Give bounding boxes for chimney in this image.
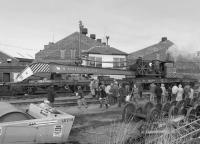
[102,42,106,45]
[161,37,167,42]
[90,34,96,39]
[81,28,88,35]
[97,39,102,43]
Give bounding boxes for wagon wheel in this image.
[143,102,154,114]
[122,103,136,122]
[186,107,197,122]
[26,87,36,95]
[168,106,179,117]
[155,103,162,111]
[178,106,187,116]
[147,108,161,122]
[136,61,149,76]
[162,102,171,117]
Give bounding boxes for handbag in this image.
[125,94,131,102]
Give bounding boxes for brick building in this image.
[35,30,129,80]
[129,37,200,80]
[35,32,105,64]
[128,37,174,62]
[0,50,33,82]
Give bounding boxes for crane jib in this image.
[15,62,135,82]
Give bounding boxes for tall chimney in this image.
[161,37,167,42]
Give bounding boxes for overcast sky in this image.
[0,0,200,58]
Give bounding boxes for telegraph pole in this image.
[77,21,84,65]
[79,21,84,58]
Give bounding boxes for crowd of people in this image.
[149,82,195,104]
[88,79,143,109]
[45,80,197,111]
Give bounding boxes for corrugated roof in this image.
[0,44,35,59]
[84,45,128,55]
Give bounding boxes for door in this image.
[3,73,10,82]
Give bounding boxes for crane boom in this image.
[16,62,135,82]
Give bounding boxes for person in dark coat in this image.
[118,83,126,107]
[99,84,108,109]
[138,84,143,98]
[167,85,172,101]
[47,85,56,107]
[110,82,119,104]
[155,84,162,104]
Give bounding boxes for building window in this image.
[113,58,125,68]
[96,57,102,67]
[60,49,66,59]
[88,56,102,67]
[120,58,125,67]
[88,56,95,66]
[70,49,76,59]
[113,58,119,68]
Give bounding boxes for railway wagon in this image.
[4,61,133,96]
[0,102,74,144]
[1,57,199,96]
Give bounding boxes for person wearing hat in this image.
[47,85,56,107]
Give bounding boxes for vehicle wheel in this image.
[122,103,136,122]
[147,108,161,122]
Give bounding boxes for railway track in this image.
[5,95,98,107]
[0,91,90,100]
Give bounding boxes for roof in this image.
[0,44,35,59]
[129,39,174,59]
[35,32,104,59]
[0,102,23,118]
[83,45,128,55]
[16,58,34,63]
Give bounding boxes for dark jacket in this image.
[110,85,119,97]
[119,87,126,97]
[48,87,56,103]
[155,86,162,97]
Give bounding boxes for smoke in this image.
[166,44,200,62]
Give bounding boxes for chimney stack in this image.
[161,37,167,42]
[97,39,102,43]
[81,28,88,35]
[90,34,96,39]
[102,42,106,45]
